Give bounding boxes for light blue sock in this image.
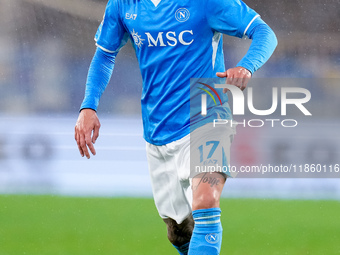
[173,242,190,255]
[188,208,222,255]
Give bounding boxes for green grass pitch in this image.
[0,195,339,255]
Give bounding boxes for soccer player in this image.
[75,0,277,254]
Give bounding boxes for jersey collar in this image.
[149,0,161,7]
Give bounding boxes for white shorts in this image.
[146,123,236,224]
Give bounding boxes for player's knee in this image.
[163,215,194,247]
[192,192,220,210]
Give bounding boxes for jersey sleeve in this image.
[95,0,128,53]
[236,18,278,74]
[205,0,260,38]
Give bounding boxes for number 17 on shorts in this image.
[190,123,237,178]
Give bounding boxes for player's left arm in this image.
[217,18,278,92]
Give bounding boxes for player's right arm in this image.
[75,0,128,158]
[75,108,100,159]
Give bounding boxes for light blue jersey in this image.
[84,0,275,145]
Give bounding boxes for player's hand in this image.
[75,109,101,159]
[216,67,251,93]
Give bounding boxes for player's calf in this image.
[188,208,223,255]
[192,172,226,210]
[189,173,226,255]
[164,215,194,255]
[163,215,194,246]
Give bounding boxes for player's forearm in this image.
[237,20,278,74]
[80,47,117,111]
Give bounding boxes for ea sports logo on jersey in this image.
[175,8,190,22]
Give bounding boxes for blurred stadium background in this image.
[0,0,340,254]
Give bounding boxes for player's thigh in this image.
[146,138,192,224]
[190,123,235,209]
[190,122,235,177]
